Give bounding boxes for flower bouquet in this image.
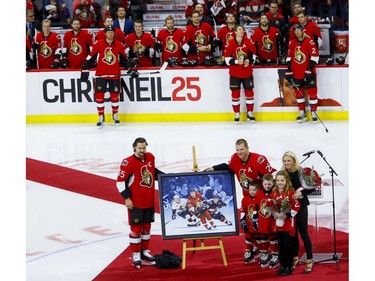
[301,166,323,190]
[265,197,292,227]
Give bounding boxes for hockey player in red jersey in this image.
[182,10,216,65]
[61,18,94,69]
[215,12,237,59]
[240,181,260,264]
[269,170,300,276]
[80,25,127,127]
[95,16,126,44]
[285,24,320,123]
[33,19,62,69]
[155,16,184,66]
[205,138,276,196]
[251,13,282,65]
[187,188,216,230]
[116,137,164,268]
[289,10,322,50]
[125,20,156,67]
[257,174,279,269]
[224,24,258,122]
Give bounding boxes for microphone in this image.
[302,150,315,157]
[316,150,323,157]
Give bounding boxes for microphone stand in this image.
[315,151,341,270]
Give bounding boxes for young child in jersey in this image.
[257,174,280,269]
[240,181,260,264]
[269,170,300,276]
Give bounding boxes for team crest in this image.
[195,31,206,46]
[70,38,82,55]
[165,36,178,53]
[257,156,265,164]
[239,169,252,191]
[121,159,129,166]
[40,42,52,58]
[236,47,246,61]
[103,47,116,65]
[262,35,273,52]
[140,165,153,187]
[294,46,306,64]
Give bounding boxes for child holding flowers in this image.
[267,170,300,276]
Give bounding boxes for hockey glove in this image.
[60,58,69,68]
[154,41,162,52]
[50,59,60,69]
[304,70,314,85]
[285,71,294,83]
[251,212,259,230]
[240,214,249,233]
[127,68,139,79]
[172,213,177,220]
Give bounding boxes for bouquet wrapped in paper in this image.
[265,197,292,227]
[300,166,323,190]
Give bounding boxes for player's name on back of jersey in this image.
[146,4,187,11]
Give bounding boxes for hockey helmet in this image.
[105,25,115,32]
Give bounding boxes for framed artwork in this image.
[158,171,239,240]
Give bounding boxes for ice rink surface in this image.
[24,120,348,280]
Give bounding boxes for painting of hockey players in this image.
[158,171,239,239]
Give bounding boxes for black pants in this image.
[277,231,294,269]
[292,206,313,259]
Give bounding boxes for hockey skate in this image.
[225,220,232,225]
[259,252,272,268]
[141,249,156,262]
[97,115,105,127]
[234,112,240,123]
[296,112,307,123]
[132,252,142,269]
[187,221,201,227]
[268,254,280,269]
[244,250,255,264]
[113,113,120,125]
[247,112,256,123]
[311,111,318,123]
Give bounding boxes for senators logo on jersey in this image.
[165,36,178,53]
[70,38,82,55]
[103,47,116,65]
[40,42,52,58]
[195,31,206,46]
[140,166,153,187]
[225,33,234,47]
[262,35,274,52]
[259,199,271,218]
[239,170,253,191]
[294,46,306,64]
[236,48,246,61]
[247,205,255,219]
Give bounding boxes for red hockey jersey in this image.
[157,28,184,64]
[224,37,257,79]
[251,26,280,60]
[116,152,156,209]
[228,152,276,196]
[63,29,94,69]
[35,31,61,69]
[125,32,155,67]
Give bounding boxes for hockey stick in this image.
[290,79,329,133]
[92,61,168,79]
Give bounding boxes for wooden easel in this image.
[180,147,227,269]
[182,236,228,269]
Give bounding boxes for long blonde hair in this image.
[280,151,301,172]
[274,170,294,193]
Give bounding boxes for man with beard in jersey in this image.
[288,10,322,49]
[125,20,156,67]
[251,13,282,65]
[61,18,94,69]
[285,24,319,123]
[215,12,237,60]
[223,24,258,122]
[81,25,127,127]
[116,137,165,267]
[204,138,276,197]
[182,10,216,65]
[155,16,184,66]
